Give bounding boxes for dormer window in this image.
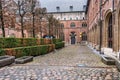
[83,5,86,11]
[56,6,60,12]
[70,6,73,11]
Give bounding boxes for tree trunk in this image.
[21,16,24,38]
[48,23,50,38]
[40,18,42,38]
[32,13,35,38]
[0,0,5,37]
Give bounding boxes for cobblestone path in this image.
[0,45,120,80]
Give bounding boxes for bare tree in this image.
[17,0,30,38]
[29,0,38,38]
[0,0,5,37]
[35,7,46,38]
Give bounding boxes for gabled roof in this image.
[40,0,87,12]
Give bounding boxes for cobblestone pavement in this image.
[0,44,120,80]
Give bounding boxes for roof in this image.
[85,0,90,14]
[40,0,87,12]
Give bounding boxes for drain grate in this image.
[77,64,87,67]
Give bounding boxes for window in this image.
[61,23,64,28]
[83,17,85,20]
[64,18,66,20]
[82,22,87,27]
[108,15,112,48]
[70,18,72,20]
[76,17,78,20]
[70,22,75,27]
[82,32,87,41]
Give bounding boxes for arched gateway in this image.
[70,32,76,44]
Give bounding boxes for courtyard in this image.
[0,45,119,80]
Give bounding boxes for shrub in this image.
[0,38,19,48]
[48,44,55,52]
[2,44,54,58]
[0,38,53,48]
[55,42,65,49]
[0,38,4,48]
[40,38,44,45]
[0,49,5,56]
[22,38,37,46]
[52,39,62,44]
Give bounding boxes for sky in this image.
[39,0,88,12]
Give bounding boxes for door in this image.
[70,32,76,44]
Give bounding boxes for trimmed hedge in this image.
[52,39,62,44]
[0,38,64,58]
[55,42,65,49]
[0,38,52,48]
[0,49,6,56]
[3,44,55,58]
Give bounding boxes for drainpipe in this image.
[99,0,103,54]
[112,0,114,12]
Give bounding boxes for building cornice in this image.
[47,11,85,14]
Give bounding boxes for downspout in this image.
[99,0,102,54]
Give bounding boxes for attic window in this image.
[56,6,60,12]
[70,6,73,11]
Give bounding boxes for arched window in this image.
[82,22,87,27]
[70,18,72,20]
[76,17,78,20]
[82,32,87,41]
[70,22,76,27]
[108,15,112,48]
[61,23,64,28]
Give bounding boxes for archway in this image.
[105,12,112,48]
[108,15,112,48]
[82,32,87,41]
[70,32,76,44]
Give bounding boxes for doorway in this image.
[70,32,76,44]
[108,15,112,48]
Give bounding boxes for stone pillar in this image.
[113,11,119,52]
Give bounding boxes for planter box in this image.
[115,60,120,71]
[15,56,33,64]
[0,55,15,67]
[101,55,115,65]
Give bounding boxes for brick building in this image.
[86,0,120,59]
[41,0,88,44]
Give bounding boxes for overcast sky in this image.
[39,0,87,12]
